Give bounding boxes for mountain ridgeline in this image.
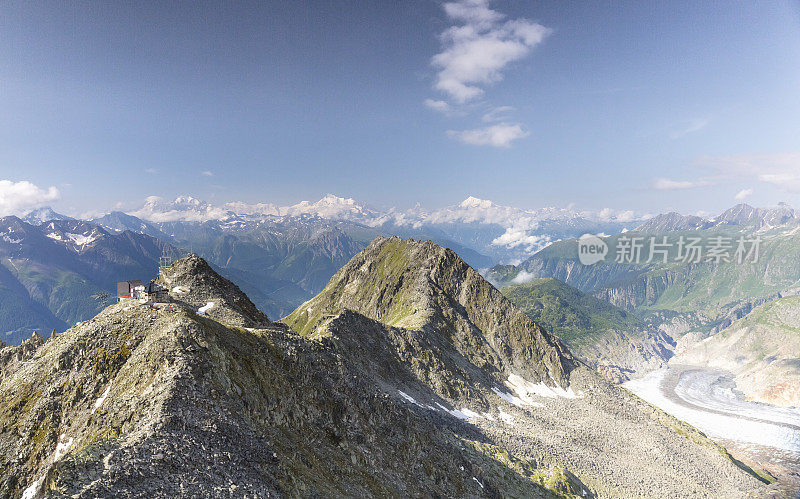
[0,239,772,497]
[286,236,576,387]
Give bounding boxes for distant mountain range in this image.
[485,201,800,391]
[635,202,797,233]
[3,198,798,351]
[0,216,173,345]
[119,193,636,263]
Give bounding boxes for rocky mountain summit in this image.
[155,254,272,329]
[0,244,774,497]
[286,236,576,387]
[286,237,772,496]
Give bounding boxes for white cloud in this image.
[482,105,515,122]
[491,225,551,251]
[510,270,537,284]
[443,0,503,25]
[759,173,800,190]
[432,0,551,103]
[144,168,157,174]
[0,180,60,217]
[615,210,636,223]
[734,188,754,200]
[695,153,800,193]
[597,207,645,223]
[424,99,451,113]
[670,118,709,139]
[201,170,213,177]
[222,201,280,216]
[597,208,614,221]
[652,178,710,190]
[447,123,529,147]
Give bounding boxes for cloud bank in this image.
[432,0,550,103]
[0,180,60,217]
[428,0,549,148]
[447,123,529,147]
[696,153,800,193]
[652,178,710,190]
[648,153,800,198]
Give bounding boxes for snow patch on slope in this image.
[505,374,581,402]
[92,383,112,414]
[66,233,98,246]
[197,301,215,315]
[21,477,43,499]
[53,433,74,462]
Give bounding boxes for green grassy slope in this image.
[501,278,643,347]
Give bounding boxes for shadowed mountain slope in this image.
[285,236,576,387]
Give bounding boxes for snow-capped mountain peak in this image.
[280,194,376,219]
[21,206,72,226]
[130,196,233,222]
[458,196,496,210]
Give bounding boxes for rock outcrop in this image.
[0,331,44,379]
[155,254,272,328]
[285,236,576,388]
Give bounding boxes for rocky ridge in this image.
[155,254,272,329]
[0,244,774,497]
[285,237,772,496]
[285,237,576,388]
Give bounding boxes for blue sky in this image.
[2,0,800,217]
